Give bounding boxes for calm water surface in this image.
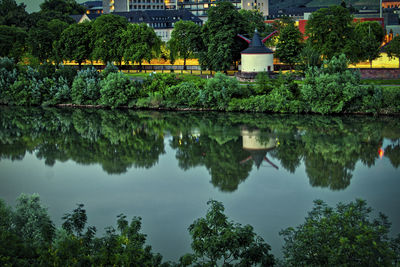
[1,106,399,261]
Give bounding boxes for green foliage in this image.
[101,62,119,79]
[306,5,355,61]
[0,25,27,61]
[100,72,137,109]
[280,199,397,266]
[354,21,384,67]
[71,67,101,105]
[386,35,400,68]
[28,18,69,63]
[239,9,267,36]
[297,42,322,73]
[188,200,274,266]
[54,65,77,88]
[0,57,18,102]
[382,86,400,113]
[14,193,55,248]
[168,20,202,69]
[164,81,202,108]
[0,0,29,27]
[199,1,246,71]
[275,20,304,68]
[121,23,160,68]
[143,73,181,96]
[58,22,92,67]
[91,14,128,65]
[40,0,86,15]
[202,72,244,109]
[301,54,362,114]
[254,72,274,95]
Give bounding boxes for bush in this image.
[266,85,303,113]
[382,87,400,113]
[254,72,274,95]
[201,72,244,109]
[100,72,137,109]
[55,65,77,88]
[280,199,398,266]
[101,62,119,79]
[357,85,383,114]
[164,81,201,108]
[0,58,18,103]
[143,73,181,96]
[301,55,362,114]
[71,67,101,105]
[228,95,270,112]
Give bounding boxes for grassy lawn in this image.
[361,79,400,85]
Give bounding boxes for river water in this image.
[0,106,399,261]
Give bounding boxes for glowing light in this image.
[379,148,384,159]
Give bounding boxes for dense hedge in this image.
[1,56,400,114]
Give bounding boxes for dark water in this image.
[1,106,399,261]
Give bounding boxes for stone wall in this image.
[359,68,400,79]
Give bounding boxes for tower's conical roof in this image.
[241,32,273,54]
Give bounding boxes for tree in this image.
[168,20,202,70]
[297,42,322,73]
[186,200,275,266]
[239,9,267,36]
[301,54,362,114]
[0,0,29,27]
[121,23,161,70]
[386,35,400,68]
[91,14,128,65]
[354,21,384,68]
[58,22,92,68]
[0,25,27,61]
[199,1,246,71]
[275,20,304,70]
[40,0,86,15]
[280,199,398,266]
[306,5,355,61]
[28,19,69,63]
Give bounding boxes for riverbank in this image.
[1,56,400,115]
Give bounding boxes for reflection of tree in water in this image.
[171,134,252,192]
[386,142,400,168]
[1,107,400,189]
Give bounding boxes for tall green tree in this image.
[58,22,92,68]
[239,9,267,35]
[0,25,27,61]
[40,0,86,15]
[168,20,202,70]
[91,14,128,65]
[386,35,400,68]
[186,200,275,266]
[280,199,398,266]
[275,20,304,70]
[121,23,161,70]
[199,1,246,71]
[354,21,384,68]
[0,0,29,27]
[306,5,355,61]
[28,19,69,63]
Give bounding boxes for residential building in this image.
[103,0,165,13]
[71,9,202,42]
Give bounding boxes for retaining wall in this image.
[359,68,400,79]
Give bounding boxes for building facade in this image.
[103,0,165,13]
[241,0,268,17]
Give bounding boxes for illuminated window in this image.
[203,3,208,8]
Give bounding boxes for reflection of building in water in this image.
[240,128,278,169]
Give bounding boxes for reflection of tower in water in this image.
[240,128,279,169]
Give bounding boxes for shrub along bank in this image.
[1,55,400,114]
